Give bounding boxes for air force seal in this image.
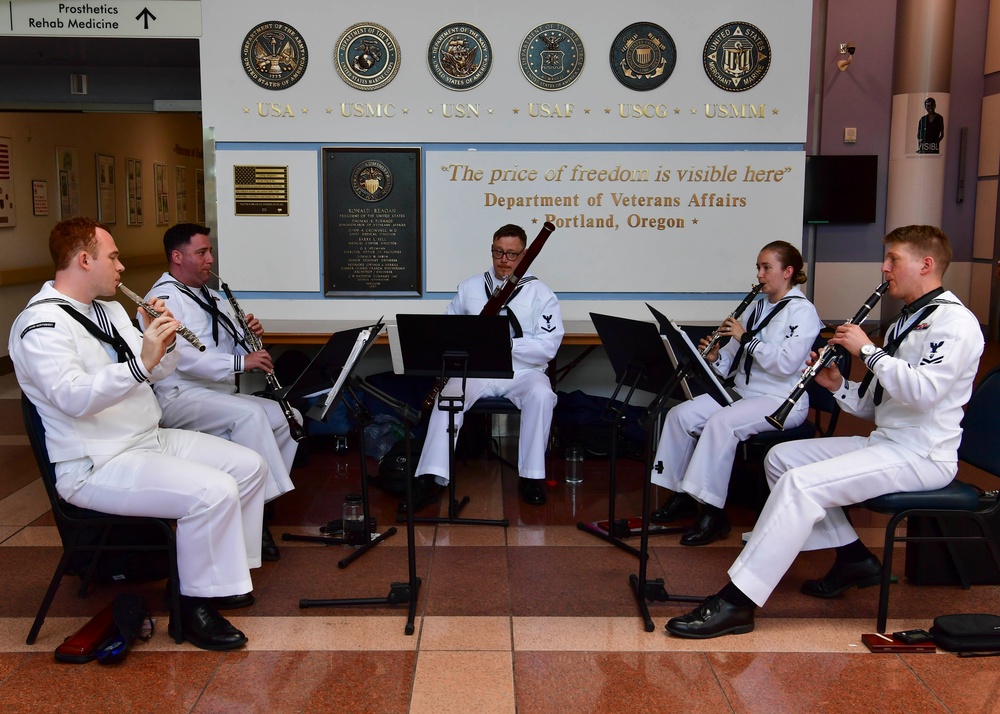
[335,22,401,91]
[351,160,393,203]
[241,21,308,90]
[520,22,585,91]
[610,22,676,91]
[428,23,493,91]
[703,22,771,92]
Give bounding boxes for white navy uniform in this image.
[416,270,564,483]
[651,287,823,509]
[730,291,984,606]
[10,282,267,598]
[146,273,298,501]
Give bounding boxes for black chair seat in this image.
[467,396,520,414]
[865,480,982,513]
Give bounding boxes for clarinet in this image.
[699,283,763,357]
[212,273,306,443]
[421,221,556,412]
[118,284,206,352]
[765,280,889,430]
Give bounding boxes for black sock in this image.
[834,539,873,564]
[702,502,726,517]
[718,582,755,609]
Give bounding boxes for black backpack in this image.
[930,614,1000,656]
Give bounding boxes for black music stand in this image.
[280,322,422,635]
[627,304,726,631]
[394,313,514,528]
[578,313,687,558]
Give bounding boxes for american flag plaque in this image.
[234,165,289,215]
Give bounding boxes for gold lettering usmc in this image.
[341,103,396,117]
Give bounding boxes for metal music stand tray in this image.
[280,321,422,635]
[578,313,690,558]
[394,313,514,528]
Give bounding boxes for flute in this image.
[118,283,207,352]
[699,283,763,357]
[765,280,889,430]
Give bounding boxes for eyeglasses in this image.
[491,248,523,261]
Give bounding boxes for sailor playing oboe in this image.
[650,241,823,545]
[666,225,984,640]
[144,223,300,562]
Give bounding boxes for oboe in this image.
[699,283,764,357]
[765,280,889,430]
[118,283,206,352]
[212,272,306,443]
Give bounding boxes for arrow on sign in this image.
[136,8,158,29]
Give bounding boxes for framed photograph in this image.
[96,153,116,224]
[0,136,16,227]
[55,147,81,218]
[175,165,187,222]
[31,180,49,217]
[126,158,143,226]
[154,162,168,226]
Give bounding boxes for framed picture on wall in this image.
[96,153,116,224]
[55,146,81,219]
[175,165,187,222]
[195,168,205,223]
[31,180,49,217]
[126,158,143,226]
[154,162,168,226]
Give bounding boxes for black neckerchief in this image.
[858,287,946,405]
[484,273,535,338]
[56,302,134,363]
[728,296,801,384]
[153,279,244,349]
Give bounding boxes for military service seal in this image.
[428,23,493,91]
[519,22,585,91]
[703,21,771,92]
[241,21,308,90]
[610,22,676,91]
[351,160,393,202]
[335,22,401,91]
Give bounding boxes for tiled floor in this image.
[1,346,998,713]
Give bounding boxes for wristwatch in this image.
[860,343,878,359]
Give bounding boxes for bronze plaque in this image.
[323,147,421,296]
[234,165,289,215]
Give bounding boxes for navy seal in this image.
[428,23,493,91]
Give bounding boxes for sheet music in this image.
[313,325,381,417]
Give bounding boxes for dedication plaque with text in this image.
[323,147,421,296]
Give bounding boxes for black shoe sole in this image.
[665,621,754,639]
[167,625,248,651]
[800,574,881,599]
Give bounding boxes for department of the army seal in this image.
[427,23,493,91]
[519,22,585,91]
[335,22,401,91]
[241,21,308,90]
[610,22,676,91]
[703,21,771,92]
[351,160,393,202]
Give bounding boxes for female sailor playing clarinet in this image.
[650,241,823,545]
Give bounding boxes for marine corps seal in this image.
[703,21,771,92]
[335,22,401,91]
[241,21,308,90]
[351,160,393,202]
[610,22,676,91]
[428,23,493,91]
[520,22,585,91]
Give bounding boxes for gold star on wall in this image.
[692,218,699,224]
[427,108,434,114]
[243,107,249,113]
[531,217,538,223]
[690,108,697,114]
[326,108,332,114]
[674,108,680,114]
[772,108,779,115]
[513,107,520,114]
[488,108,494,114]
[302,108,308,114]
[584,108,591,114]
[403,108,409,114]
[604,108,611,114]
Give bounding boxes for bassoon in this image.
[421,221,556,412]
[765,280,889,430]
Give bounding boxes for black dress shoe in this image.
[169,599,248,651]
[210,592,255,610]
[397,475,443,514]
[800,555,882,599]
[651,492,698,523]
[679,509,731,546]
[262,525,280,562]
[518,478,547,505]
[665,595,755,639]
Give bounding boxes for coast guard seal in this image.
[428,23,493,91]
[241,21,308,90]
[351,160,393,203]
[335,22,401,91]
[520,22,585,91]
[703,21,771,92]
[610,22,676,91]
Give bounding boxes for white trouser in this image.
[63,429,268,598]
[416,370,556,483]
[650,393,807,509]
[158,386,297,501]
[729,434,957,607]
